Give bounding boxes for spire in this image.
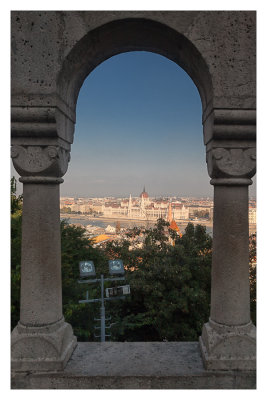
[143,185,146,193]
[128,194,132,217]
[167,201,172,223]
[141,194,145,208]
[167,201,182,237]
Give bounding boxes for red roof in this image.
[169,220,182,236]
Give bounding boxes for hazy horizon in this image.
[59,193,214,199]
[59,192,256,200]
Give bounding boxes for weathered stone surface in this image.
[11,178,77,371]
[203,109,256,145]
[11,11,256,144]
[11,11,256,377]
[11,342,256,389]
[199,176,256,369]
[11,319,77,371]
[210,185,251,326]
[11,11,255,109]
[206,147,256,182]
[200,320,256,370]
[11,144,70,179]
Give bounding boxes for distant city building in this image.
[105,225,116,233]
[101,187,190,221]
[249,207,257,224]
[210,207,214,221]
[69,204,91,213]
[59,192,256,239]
[140,186,149,199]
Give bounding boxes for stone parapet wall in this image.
[11,342,256,389]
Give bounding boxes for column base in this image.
[11,317,77,372]
[199,319,256,370]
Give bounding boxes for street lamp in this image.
[108,259,124,276]
[78,260,130,342]
[79,261,96,277]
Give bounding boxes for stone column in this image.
[200,147,256,370]
[11,145,77,371]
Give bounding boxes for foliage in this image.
[10,180,257,341]
[103,220,212,341]
[11,178,23,329]
[249,233,256,325]
[193,210,210,219]
[11,177,23,215]
[60,220,109,340]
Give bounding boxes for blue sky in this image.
[63,51,210,198]
[12,50,256,198]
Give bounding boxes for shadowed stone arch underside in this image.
[57,18,213,115]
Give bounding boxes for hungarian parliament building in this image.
[102,187,189,221]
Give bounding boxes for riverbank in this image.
[60,213,212,225]
[60,214,256,237]
[60,213,213,234]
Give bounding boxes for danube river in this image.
[60,214,257,238]
[60,214,214,236]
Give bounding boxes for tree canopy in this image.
[11,178,256,341]
[102,220,212,341]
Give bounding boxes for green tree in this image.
[11,177,22,215]
[60,220,110,340]
[11,193,255,342]
[11,214,108,338]
[11,178,23,329]
[103,221,212,342]
[249,233,256,325]
[10,176,108,337]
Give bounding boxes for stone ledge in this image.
[11,342,256,389]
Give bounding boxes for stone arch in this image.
[57,18,213,117]
[11,12,256,379]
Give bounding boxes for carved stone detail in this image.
[11,145,70,179]
[12,318,77,371]
[206,147,256,182]
[200,319,256,370]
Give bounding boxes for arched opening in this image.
[54,18,255,371]
[61,50,212,342]
[57,18,213,117]
[63,51,209,197]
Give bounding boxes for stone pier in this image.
[200,145,256,370]
[11,146,77,371]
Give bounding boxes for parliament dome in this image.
[140,186,149,198]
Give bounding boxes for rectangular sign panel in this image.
[106,285,130,298]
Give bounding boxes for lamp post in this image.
[78,260,130,342]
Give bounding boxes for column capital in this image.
[206,146,256,185]
[11,144,70,183]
